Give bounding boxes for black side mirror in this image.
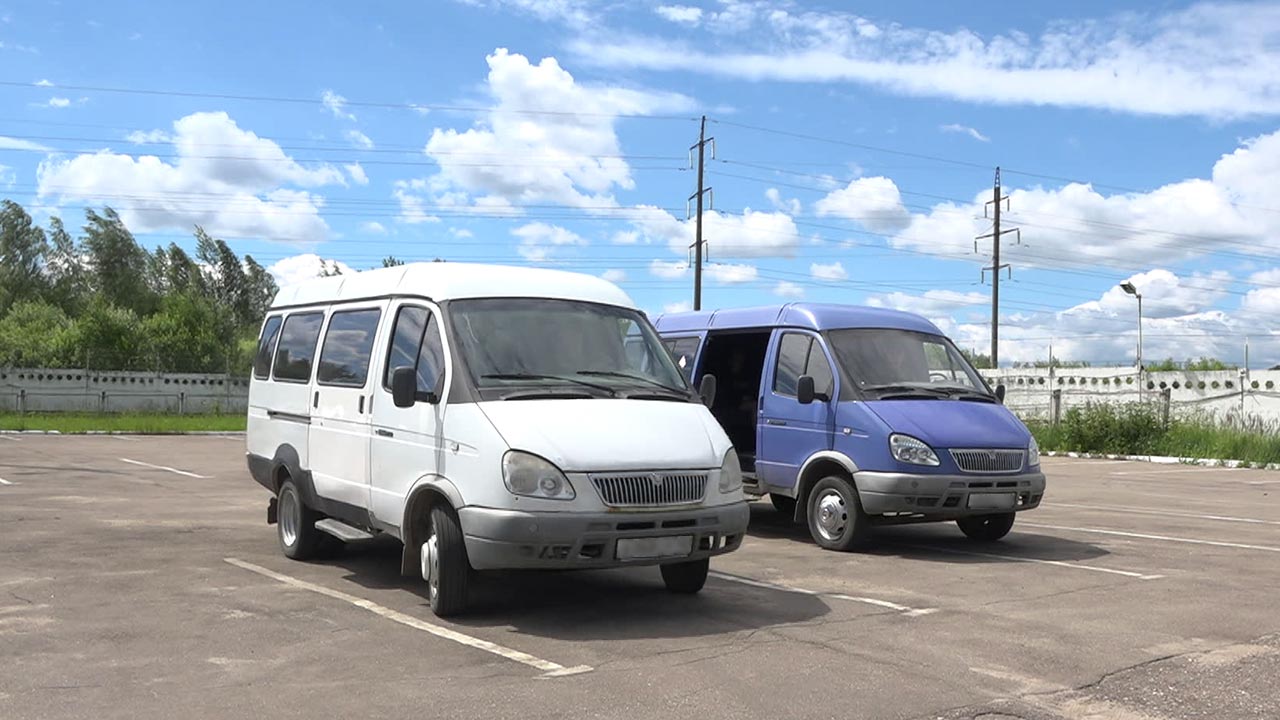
[391,367,417,408]
[796,375,816,405]
[698,374,717,408]
[995,384,1006,403]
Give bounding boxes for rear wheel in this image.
[769,494,796,517]
[806,476,870,551]
[661,558,709,594]
[277,480,322,560]
[423,505,472,617]
[957,512,1016,541]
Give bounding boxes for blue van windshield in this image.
[827,328,991,400]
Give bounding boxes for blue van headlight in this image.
[502,451,576,500]
[1028,436,1040,467]
[889,434,940,467]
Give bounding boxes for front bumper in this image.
[458,502,750,571]
[855,469,1046,518]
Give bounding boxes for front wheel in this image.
[957,512,1016,541]
[423,505,472,617]
[806,476,870,551]
[661,558,709,594]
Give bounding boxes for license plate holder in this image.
[616,535,694,561]
[967,493,1017,510]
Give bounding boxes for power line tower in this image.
[688,115,715,310]
[975,167,1020,367]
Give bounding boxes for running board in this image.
[314,518,375,542]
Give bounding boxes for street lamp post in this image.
[1120,282,1143,395]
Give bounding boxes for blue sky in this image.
[3,0,1280,365]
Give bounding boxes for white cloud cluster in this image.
[322,90,356,121]
[268,253,354,289]
[37,111,344,241]
[511,221,587,261]
[571,1,1280,118]
[810,261,848,281]
[940,124,989,142]
[654,5,703,25]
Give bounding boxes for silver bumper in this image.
[855,470,1046,517]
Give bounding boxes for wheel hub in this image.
[279,489,299,547]
[421,535,438,599]
[815,491,847,541]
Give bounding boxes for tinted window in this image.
[273,312,324,382]
[416,316,445,394]
[807,343,835,400]
[663,337,701,381]
[774,333,835,400]
[384,306,428,388]
[253,316,283,379]
[317,309,381,387]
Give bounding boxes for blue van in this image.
[653,303,1046,551]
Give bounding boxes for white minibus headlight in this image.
[719,449,743,493]
[502,451,575,500]
[889,434,940,467]
[1028,436,1040,467]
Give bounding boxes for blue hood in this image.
[861,400,1030,449]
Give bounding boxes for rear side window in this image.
[773,333,834,400]
[253,316,283,379]
[663,337,701,381]
[273,312,324,383]
[317,309,382,387]
[383,306,445,395]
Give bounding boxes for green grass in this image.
[0,412,246,434]
[1028,403,1280,466]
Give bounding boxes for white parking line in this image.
[890,542,1164,580]
[0,476,13,485]
[0,435,20,442]
[1111,468,1231,475]
[1021,522,1280,554]
[1049,502,1280,527]
[709,571,937,616]
[119,457,209,479]
[224,558,592,678]
[109,435,139,442]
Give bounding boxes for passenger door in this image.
[308,303,385,510]
[756,331,837,494]
[368,302,449,529]
[268,310,326,478]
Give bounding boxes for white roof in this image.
[269,262,636,310]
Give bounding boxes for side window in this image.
[806,342,835,400]
[273,312,324,383]
[664,337,701,382]
[415,316,445,394]
[253,316,283,379]
[773,333,809,396]
[316,309,382,387]
[382,305,445,396]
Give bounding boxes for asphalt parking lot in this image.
[2,435,1278,720]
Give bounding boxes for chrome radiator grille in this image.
[590,472,708,507]
[950,449,1025,474]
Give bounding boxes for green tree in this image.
[83,207,156,316]
[318,259,343,277]
[961,349,993,369]
[382,255,405,267]
[0,200,50,314]
[44,217,90,314]
[0,301,75,367]
[67,303,148,370]
[242,255,277,322]
[142,292,229,373]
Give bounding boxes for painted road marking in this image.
[1022,523,1280,554]
[109,435,140,442]
[1111,467,1236,475]
[1050,502,1280,527]
[709,570,937,616]
[890,542,1164,580]
[0,476,13,485]
[224,558,592,678]
[119,457,209,479]
[0,435,20,442]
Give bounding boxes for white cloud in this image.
[650,259,689,279]
[570,2,1280,118]
[36,111,344,241]
[0,136,51,152]
[344,163,369,185]
[765,187,801,214]
[360,220,387,234]
[0,164,14,189]
[940,123,990,142]
[813,176,911,234]
[601,268,627,282]
[393,183,440,224]
[707,263,758,284]
[345,129,374,149]
[34,79,53,87]
[663,300,693,314]
[627,204,800,259]
[511,221,586,261]
[321,90,356,121]
[456,0,593,26]
[1075,269,1232,319]
[45,97,71,108]
[655,5,702,25]
[449,227,474,238]
[810,261,848,281]
[125,129,172,144]
[399,49,693,214]
[773,280,804,298]
[268,254,354,289]
[611,230,640,244]
[866,289,988,317]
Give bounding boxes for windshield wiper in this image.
[481,373,617,397]
[862,383,952,398]
[576,370,691,397]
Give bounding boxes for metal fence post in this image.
[18,389,26,416]
[1051,389,1062,426]
[99,390,107,414]
[179,391,186,416]
[1161,387,1172,428]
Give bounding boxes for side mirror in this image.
[995,384,1006,403]
[796,375,816,405]
[698,374,717,408]
[391,367,417,408]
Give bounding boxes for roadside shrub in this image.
[1058,403,1162,455]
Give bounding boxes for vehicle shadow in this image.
[325,535,831,641]
[746,501,1112,563]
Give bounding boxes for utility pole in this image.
[976,167,1020,368]
[688,116,714,310]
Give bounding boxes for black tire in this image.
[660,558,710,594]
[425,505,472,617]
[769,494,797,517]
[957,512,1016,542]
[277,480,322,560]
[806,475,870,551]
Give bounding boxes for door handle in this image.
[358,396,365,414]
[375,428,394,438]
[313,391,319,408]
[766,419,788,426]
